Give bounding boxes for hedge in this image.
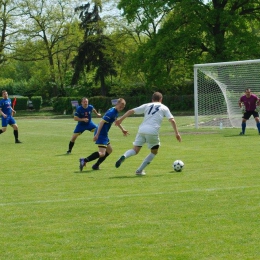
[52,95,194,114]
[0,96,42,110]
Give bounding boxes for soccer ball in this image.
[173,160,184,172]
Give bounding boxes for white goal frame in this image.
[194,59,260,129]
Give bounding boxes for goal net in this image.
[194,59,260,129]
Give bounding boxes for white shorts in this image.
[133,133,160,149]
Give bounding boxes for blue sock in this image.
[257,122,260,133]
[242,122,246,134]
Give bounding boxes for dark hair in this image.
[152,92,163,102]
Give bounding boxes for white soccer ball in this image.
[173,160,184,172]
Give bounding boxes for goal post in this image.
[194,59,260,129]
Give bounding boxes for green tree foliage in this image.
[17,0,81,97]
[1,0,260,100]
[0,0,82,99]
[0,0,22,64]
[118,0,260,94]
[71,2,118,96]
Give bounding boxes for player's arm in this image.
[169,118,181,142]
[93,108,101,117]
[93,119,105,141]
[11,107,16,114]
[73,115,89,123]
[117,123,129,136]
[0,108,7,118]
[115,109,135,126]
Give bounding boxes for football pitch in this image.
[1,116,259,259]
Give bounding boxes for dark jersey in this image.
[0,98,12,117]
[240,94,259,111]
[99,107,119,136]
[74,105,94,125]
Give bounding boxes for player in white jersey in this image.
[115,92,181,175]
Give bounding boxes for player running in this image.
[0,90,22,143]
[115,92,181,175]
[66,97,101,154]
[79,98,128,171]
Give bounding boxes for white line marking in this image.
[1,185,259,207]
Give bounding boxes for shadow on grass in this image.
[74,170,94,174]
[223,134,251,137]
[109,174,164,179]
[56,153,73,156]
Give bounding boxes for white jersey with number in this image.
[133,102,174,135]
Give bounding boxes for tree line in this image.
[1,0,260,103]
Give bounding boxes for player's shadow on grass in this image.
[56,153,73,157]
[74,170,94,174]
[110,174,163,179]
[109,175,140,179]
[223,134,251,137]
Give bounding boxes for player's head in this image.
[2,90,8,99]
[81,97,89,108]
[115,98,126,112]
[245,88,251,97]
[152,92,163,102]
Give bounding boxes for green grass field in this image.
[1,116,259,259]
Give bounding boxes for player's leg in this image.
[240,112,250,135]
[79,136,107,171]
[92,144,112,170]
[67,133,80,154]
[0,127,7,134]
[0,117,8,134]
[11,118,21,143]
[135,135,160,175]
[67,124,85,154]
[253,112,260,134]
[79,149,100,171]
[88,121,98,133]
[115,133,144,168]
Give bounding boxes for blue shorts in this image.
[1,116,16,127]
[95,132,110,147]
[73,121,97,134]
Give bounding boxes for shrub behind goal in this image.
[194,59,260,128]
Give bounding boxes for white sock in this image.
[124,149,136,158]
[137,153,155,172]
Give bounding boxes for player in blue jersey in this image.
[115,92,181,176]
[66,97,101,154]
[79,98,129,171]
[0,90,22,143]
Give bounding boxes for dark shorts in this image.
[1,116,16,127]
[95,134,110,147]
[243,111,259,120]
[73,121,97,134]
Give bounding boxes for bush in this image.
[0,97,28,110]
[52,95,194,115]
[31,96,42,111]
